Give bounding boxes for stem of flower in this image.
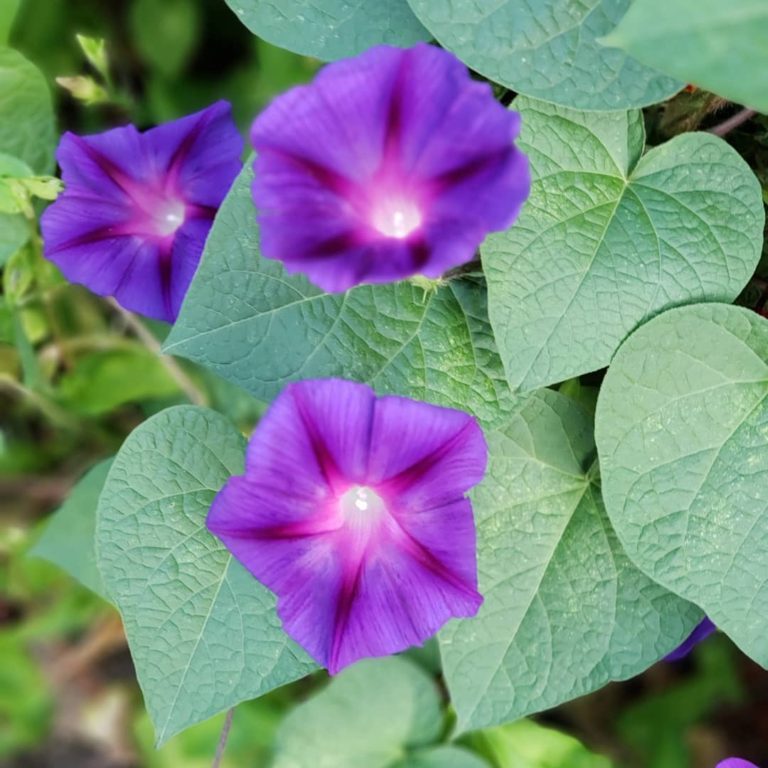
[708,108,758,137]
[107,299,207,407]
[211,708,235,768]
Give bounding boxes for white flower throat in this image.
[339,485,387,525]
[371,197,422,239]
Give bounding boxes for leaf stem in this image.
[709,107,758,137]
[107,299,207,407]
[211,708,235,768]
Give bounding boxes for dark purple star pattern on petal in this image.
[41,101,243,322]
[250,44,530,292]
[207,378,486,674]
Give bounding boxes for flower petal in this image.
[391,47,530,233]
[144,101,243,208]
[370,394,487,508]
[55,127,146,200]
[252,46,403,181]
[41,193,173,319]
[42,193,181,323]
[208,477,343,666]
[168,216,214,318]
[324,513,482,674]
[716,760,760,768]
[209,483,481,674]
[244,379,375,495]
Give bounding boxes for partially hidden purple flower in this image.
[665,617,717,661]
[41,101,243,322]
[207,378,486,673]
[250,44,530,292]
[717,760,760,768]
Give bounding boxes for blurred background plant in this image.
[1,1,768,767]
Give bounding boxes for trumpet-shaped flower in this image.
[207,378,486,673]
[250,44,530,292]
[41,101,243,322]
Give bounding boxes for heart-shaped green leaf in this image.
[404,0,681,110]
[165,165,516,428]
[97,406,315,745]
[606,0,768,112]
[440,389,701,732]
[224,0,429,61]
[485,97,764,392]
[596,303,768,668]
[272,657,443,768]
[31,458,113,599]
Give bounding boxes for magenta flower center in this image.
[370,195,422,239]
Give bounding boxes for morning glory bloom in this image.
[717,760,759,768]
[207,378,485,673]
[665,617,716,661]
[250,43,530,292]
[41,101,243,322]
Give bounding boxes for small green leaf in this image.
[485,97,764,391]
[440,389,701,733]
[56,74,109,106]
[0,152,58,211]
[225,0,429,61]
[96,406,316,745]
[19,175,62,200]
[467,719,613,768]
[605,0,768,112]
[272,657,442,768]
[0,47,56,173]
[75,34,109,81]
[404,0,681,110]
[595,303,768,668]
[30,459,113,598]
[166,165,516,428]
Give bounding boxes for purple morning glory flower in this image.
[250,43,530,292]
[207,378,486,673]
[665,617,717,661]
[41,101,243,322]
[717,760,760,768]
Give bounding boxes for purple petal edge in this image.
[664,617,717,661]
